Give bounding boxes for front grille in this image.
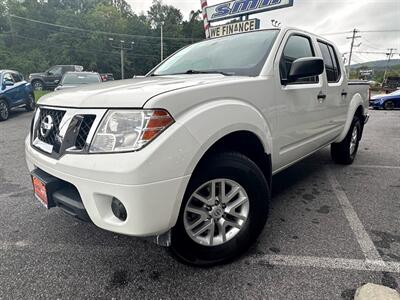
[75,115,96,150]
[37,108,66,145]
[33,107,103,159]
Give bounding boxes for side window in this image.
[318,41,341,83]
[280,35,318,84]
[328,45,341,81]
[3,73,14,83]
[48,66,62,76]
[12,72,23,83]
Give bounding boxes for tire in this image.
[331,115,362,165]
[384,101,395,110]
[0,99,9,121]
[170,152,270,267]
[32,80,44,91]
[25,94,36,112]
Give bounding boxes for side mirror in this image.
[47,71,53,75]
[286,57,324,84]
[55,80,60,84]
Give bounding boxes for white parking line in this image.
[349,164,400,170]
[249,254,400,273]
[325,168,384,263]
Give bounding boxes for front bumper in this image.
[25,122,198,236]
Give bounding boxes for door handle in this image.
[317,92,327,100]
[341,91,348,97]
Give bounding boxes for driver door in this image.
[273,32,327,171]
[45,66,62,87]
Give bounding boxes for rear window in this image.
[62,73,100,85]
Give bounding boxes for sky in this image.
[127,0,400,63]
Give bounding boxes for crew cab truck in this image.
[25,28,369,266]
[29,65,83,91]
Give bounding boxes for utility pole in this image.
[383,48,397,83]
[346,29,361,78]
[109,38,135,80]
[160,24,164,62]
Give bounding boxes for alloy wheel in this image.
[183,179,250,247]
[349,126,358,156]
[0,101,9,120]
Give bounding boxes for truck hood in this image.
[38,75,243,108]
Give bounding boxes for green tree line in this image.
[0,0,205,79]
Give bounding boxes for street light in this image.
[109,38,135,80]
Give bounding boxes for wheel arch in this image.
[178,99,273,189]
[191,130,272,190]
[31,78,45,89]
[335,93,366,143]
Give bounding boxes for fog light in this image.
[111,198,127,221]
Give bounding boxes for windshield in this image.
[152,30,279,77]
[61,73,100,85]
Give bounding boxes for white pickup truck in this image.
[26,28,369,266]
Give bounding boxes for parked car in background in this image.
[370,89,400,110]
[55,72,102,91]
[29,65,83,91]
[0,70,35,121]
[100,73,114,82]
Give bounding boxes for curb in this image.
[354,283,400,300]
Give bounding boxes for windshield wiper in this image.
[183,70,235,76]
[151,70,235,76]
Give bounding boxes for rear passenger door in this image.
[316,41,347,134]
[273,32,327,170]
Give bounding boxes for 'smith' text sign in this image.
[206,0,294,22]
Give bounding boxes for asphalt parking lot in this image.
[0,108,399,299]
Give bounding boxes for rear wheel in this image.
[331,115,362,165]
[0,99,9,121]
[170,152,270,267]
[25,94,36,112]
[32,80,44,91]
[384,101,395,110]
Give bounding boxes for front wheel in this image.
[25,94,36,112]
[171,152,270,267]
[32,80,44,91]
[331,116,362,165]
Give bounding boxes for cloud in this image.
[127,0,400,62]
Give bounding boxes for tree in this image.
[0,0,204,78]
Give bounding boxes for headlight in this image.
[89,109,174,153]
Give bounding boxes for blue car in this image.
[371,90,400,110]
[0,70,35,121]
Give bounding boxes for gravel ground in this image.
[0,108,399,299]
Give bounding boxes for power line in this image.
[0,33,160,59]
[9,14,202,42]
[321,29,400,36]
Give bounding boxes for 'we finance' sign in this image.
[209,19,260,38]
